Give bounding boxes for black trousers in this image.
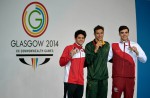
[64,83,84,98]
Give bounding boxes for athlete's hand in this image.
[96,41,103,47]
[94,41,102,53]
[70,48,78,57]
[131,46,139,56]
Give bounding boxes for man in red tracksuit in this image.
[59,30,86,98]
[108,26,147,98]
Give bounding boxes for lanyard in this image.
[123,40,131,52]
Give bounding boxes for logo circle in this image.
[22,2,49,38]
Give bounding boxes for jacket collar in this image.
[73,43,82,49]
[120,39,131,47]
[120,39,130,43]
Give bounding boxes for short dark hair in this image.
[74,30,86,38]
[94,25,104,33]
[119,25,129,32]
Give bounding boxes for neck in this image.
[75,43,82,46]
[121,39,129,43]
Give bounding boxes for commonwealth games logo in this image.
[11,1,59,70]
[22,2,48,38]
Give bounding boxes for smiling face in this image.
[75,34,85,46]
[94,29,104,41]
[119,29,129,41]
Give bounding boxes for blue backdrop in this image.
[136,0,150,98]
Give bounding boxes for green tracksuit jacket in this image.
[85,40,110,98]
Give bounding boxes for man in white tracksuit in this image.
[108,25,147,98]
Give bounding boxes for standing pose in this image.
[108,25,147,98]
[85,25,110,98]
[59,30,86,98]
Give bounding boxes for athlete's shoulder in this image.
[64,44,74,50]
[104,41,110,45]
[130,41,138,45]
[86,41,93,46]
[112,42,119,45]
[104,41,108,43]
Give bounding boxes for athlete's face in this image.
[75,34,85,46]
[94,29,104,41]
[119,29,129,41]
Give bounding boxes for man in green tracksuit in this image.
[85,25,110,98]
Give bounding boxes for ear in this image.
[74,37,76,41]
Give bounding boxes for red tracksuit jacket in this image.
[108,41,147,78]
[59,43,85,85]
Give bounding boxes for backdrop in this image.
[0,0,145,98]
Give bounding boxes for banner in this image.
[0,0,137,98]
